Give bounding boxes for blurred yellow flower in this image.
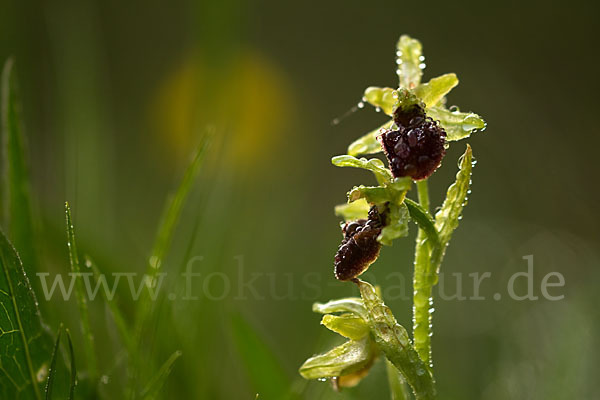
[151,49,292,170]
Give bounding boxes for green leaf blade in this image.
[231,313,290,400]
[434,145,474,263]
[355,279,436,400]
[1,58,37,278]
[44,326,62,400]
[140,350,182,400]
[64,203,97,381]
[0,229,54,400]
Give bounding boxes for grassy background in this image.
[1,0,599,398]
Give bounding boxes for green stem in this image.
[413,179,434,368]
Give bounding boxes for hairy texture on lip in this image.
[334,206,385,281]
[378,104,446,180]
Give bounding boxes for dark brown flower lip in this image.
[334,206,386,281]
[378,105,447,181]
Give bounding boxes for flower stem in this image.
[413,179,434,368]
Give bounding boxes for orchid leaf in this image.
[356,280,436,400]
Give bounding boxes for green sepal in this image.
[396,35,424,89]
[414,73,458,108]
[312,298,368,320]
[321,314,370,341]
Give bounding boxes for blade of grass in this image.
[230,312,291,400]
[135,129,214,330]
[1,58,37,278]
[65,329,77,400]
[131,129,214,396]
[386,360,409,400]
[140,350,182,400]
[0,229,54,400]
[45,325,63,400]
[65,202,97,381]
[84,255,135,355]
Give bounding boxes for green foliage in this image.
[331,155,392,185]
[1,58,36,278]
[0,229,53,400]
[140,350,182,400]
[427,107,485,141]
[65,203,97,381]
[44,326,62,400]
[434,145,474,265]
[355,280,436,400]
[231,312,291,399]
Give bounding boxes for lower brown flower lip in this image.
[334,206,385,281]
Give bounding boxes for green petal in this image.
[299,338,374,380]
[428,106,486,141]
[414,73,458,108]
[378,203,409,246]
[334,198,370,221]
[331,155,392,185]
[347,120,392,157]
[321,314,370,340]
[363,87,396,115]
[313,298,368,320]
[396,35,424,89]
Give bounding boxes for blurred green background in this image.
[1,0,599,398]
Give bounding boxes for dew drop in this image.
[357,101,364,109]
[419,63,426,69]
[396,50,403,57]
[375,107,381,113]
[418,55,425,61]
[449,105,459,112]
